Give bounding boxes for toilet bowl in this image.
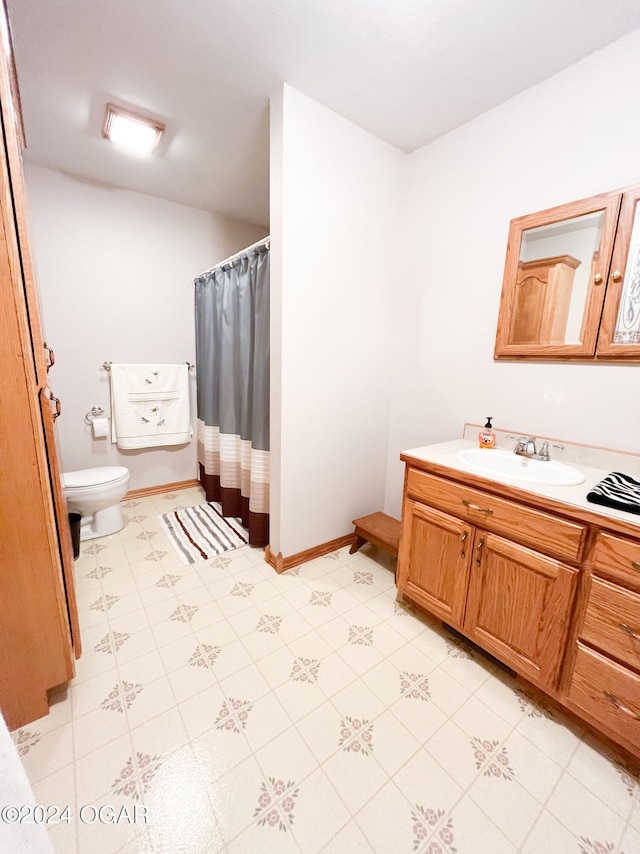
[62,466,130,540]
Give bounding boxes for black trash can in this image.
[68,513,81,560]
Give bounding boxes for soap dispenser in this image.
[478,417,496,449]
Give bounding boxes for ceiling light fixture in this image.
[102,103,165,154]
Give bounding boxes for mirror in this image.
[510,212,604,346]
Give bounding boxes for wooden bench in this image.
[349,511,401,557]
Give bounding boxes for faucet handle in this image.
[538,441,550,460]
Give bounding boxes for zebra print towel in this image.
[587,472,640,515]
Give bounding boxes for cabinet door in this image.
[597,185,640,357]
[397,500,472,627]
[464,532,578,688]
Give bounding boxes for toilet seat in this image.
[63,466,130,491]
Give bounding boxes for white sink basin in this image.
[456,448,585,486]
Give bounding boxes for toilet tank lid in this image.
[63,466,130,488]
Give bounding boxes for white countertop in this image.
[402,437,640,532]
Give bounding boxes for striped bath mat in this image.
[160,502,247,564]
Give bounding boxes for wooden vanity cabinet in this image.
[397,454,640,759]
[565,531,640,754]
[397,476,580,691]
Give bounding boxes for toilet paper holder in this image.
[85,406,107,425]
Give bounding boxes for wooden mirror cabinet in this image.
[494,183,640,360]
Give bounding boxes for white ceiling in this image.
[7,0,640,227]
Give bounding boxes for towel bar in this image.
[102,361,194,371]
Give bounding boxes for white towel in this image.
[110,364,192,449]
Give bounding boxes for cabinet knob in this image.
[612,270,622,282]
[51,395,61,419]
[593,273,603,285]
[631,561,640,571]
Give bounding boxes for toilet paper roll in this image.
[92,417,109,438]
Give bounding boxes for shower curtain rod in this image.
[199,235,270,277]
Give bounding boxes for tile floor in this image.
[12,487,640,853]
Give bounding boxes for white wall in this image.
[384,28,640,514]
[26,28,640,546]
[25,164,267,490]
[269,89,285,557]
[271,85,403,557]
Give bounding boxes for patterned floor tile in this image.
[254,726,318,786]
[621,822,640,852]
[30,763,77,818]
[467,762,542,847]
[520,810,586,854]
[392,748,463,813]
[13,488,638,854]
[322,743,388,814]
[273,669,329,723]
[446,794,517,854]
[209,754,270,843]
[288,768,352,852]
[73,701,130,758]
[546,773,627,850]
[565,736,640,821]
[358,777,454,854]
[426,719,489,789]
[178,683,228,743]
[74,733,134,805]
[239,690,293,752]
[128,707,191,771]
[320,819,373,853]
[140,744,226,853]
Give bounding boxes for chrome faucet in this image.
[514,436,537,457]
[511,436,553,461]
[507,435,565,462]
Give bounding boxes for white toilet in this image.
[63,466,130,540]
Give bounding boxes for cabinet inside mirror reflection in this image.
[495,183,640,360]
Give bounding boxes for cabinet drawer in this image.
[567,643,640,748]
[592,532,640,588]
[406,469,586,562]
[581,578,640,672]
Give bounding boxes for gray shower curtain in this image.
[194,244,270,546]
